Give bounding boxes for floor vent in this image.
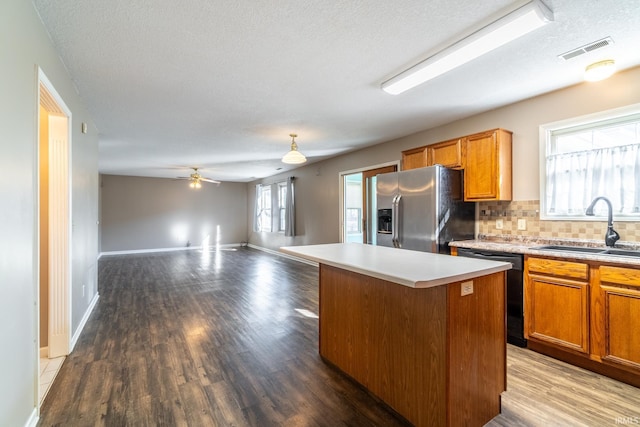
[558,37,614,61]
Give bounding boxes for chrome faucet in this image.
[585,196,620,247]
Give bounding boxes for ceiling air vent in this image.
[558,37,614,61]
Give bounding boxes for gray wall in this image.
[100,175,248,252]
[0,1,99,425]
[248,66,640,252]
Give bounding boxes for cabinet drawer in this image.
[600,265,640,288]
[527,257,589,280]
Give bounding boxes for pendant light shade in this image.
[282,133,307,164]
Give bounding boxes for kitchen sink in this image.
[531,245,640,258]
[601,249,640,258]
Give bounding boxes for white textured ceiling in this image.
[32,0,640,182]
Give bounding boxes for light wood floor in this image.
[38,247,640,426]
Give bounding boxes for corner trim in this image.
[247,244,319,267]
[70,292,99,352]
[24,408,38,427]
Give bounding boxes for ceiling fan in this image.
[177,168,220,189]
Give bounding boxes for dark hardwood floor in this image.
[38,247,410,426]
[39,247,640,426]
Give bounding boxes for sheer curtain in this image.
[284,177,296,237]
[546,144,640,216]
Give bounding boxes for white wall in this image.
[248,66,640,252]
[0,1,99,425]
[100,175,248,252]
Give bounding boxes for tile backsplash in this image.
[478,200,640,243]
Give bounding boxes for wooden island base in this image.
[319,264,506,427]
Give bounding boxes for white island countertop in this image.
[280,243,511,289]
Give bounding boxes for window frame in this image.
[278,181,287,232]
[539,102,640,221]
[255,183,272,232]
[255,180,289,233]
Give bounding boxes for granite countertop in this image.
[450,235,640,267]
[280,243,511,289]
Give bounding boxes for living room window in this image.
[255,184,272,232]
[278,182,287,232]
[255,179,294,234]
[539,103,640,220]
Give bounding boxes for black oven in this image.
[456,248,526,347]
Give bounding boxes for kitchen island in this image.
[280,243,511,427]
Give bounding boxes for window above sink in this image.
[539,103,640,221]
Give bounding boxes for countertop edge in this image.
[450,240,640,266]
[281,244,511,289]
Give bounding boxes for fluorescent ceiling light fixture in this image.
[584,59,616,82]
[381,0,553,95]
[282,133,307,164]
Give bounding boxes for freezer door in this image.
[397,167,438,252]
[375,172,397,248]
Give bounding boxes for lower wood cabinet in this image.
[525,257,590,354]
[593,265,640,370]
[525,256,640,386]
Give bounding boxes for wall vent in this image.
[558,37,614,61]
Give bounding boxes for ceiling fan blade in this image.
[201,177,221,184]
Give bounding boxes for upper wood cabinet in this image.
[426,138,464,169]
[401,146,428,171]
[464,129,512,201]
[400,128,512,201]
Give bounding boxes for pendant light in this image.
[282,133,307,164]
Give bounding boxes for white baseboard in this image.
[70,292,99,352]
[24,407,38,427]
[247,244,319,267]
[99,243,241,258]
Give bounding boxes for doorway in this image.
[38,69,72,403]
[340,163,398,244]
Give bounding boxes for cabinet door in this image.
[464,129,512,201]
[401,146,428,171]
[426,138,464,169]
[594,266,640,370]
[525,257,590,354]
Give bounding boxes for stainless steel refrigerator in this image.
[376,165,475,253]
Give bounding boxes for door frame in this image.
[338,161,399,243]
[37,67,73,362]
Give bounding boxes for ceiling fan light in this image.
[282,134,307,164]
[584,59,616,82]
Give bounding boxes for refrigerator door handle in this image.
[393,194,402,247]
[391,194,398,247]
